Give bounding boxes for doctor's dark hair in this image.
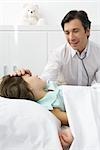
[61,10,91,31]
[0,75,35,101]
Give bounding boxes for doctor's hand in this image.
[10,68,32,77]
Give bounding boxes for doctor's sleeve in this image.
[41,49,62,81]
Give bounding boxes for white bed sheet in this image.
[62,85,100,150]
[0,97,63,150]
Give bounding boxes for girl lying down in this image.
[0,72,73,149]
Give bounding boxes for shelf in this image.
[0,25,100,31]
[0,25,62,31]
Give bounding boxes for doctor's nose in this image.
[68,32,75,41]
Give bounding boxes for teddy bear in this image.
[19,3,46,25]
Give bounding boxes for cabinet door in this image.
[10,31,47,75]
[90,30,100,46]
[0,31,11,76]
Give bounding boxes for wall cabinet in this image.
[9,30,47,75]
[0,29,11,76]
[0,25,100,77]
[0,26,48,76]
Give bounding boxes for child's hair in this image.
[0,75,35,101]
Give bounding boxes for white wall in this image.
[0,0,100,27]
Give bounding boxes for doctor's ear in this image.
[86,28,90,38]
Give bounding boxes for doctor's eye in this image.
[64,31,69,35]
[73,29,79,33]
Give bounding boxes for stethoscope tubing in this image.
[76,52,89,86]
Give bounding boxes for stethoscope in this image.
[76,52,89,86]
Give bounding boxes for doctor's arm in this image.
[41,50,62,81]
[92,67,100,85]
[95,67,100,83]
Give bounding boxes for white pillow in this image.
[0,97,62,150]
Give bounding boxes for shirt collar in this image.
[67,40,90,58]
[85,40,90,57]
[67,43,76,57]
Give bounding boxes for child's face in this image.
[22,74,46,90]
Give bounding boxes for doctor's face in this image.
[64,19,90,53]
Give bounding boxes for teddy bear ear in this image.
[23,3,29,8]
[34,4,39,9]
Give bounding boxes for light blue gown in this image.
[37,81,65,111]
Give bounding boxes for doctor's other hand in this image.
[10,68,32,77]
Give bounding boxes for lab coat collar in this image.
[67,40,90,58]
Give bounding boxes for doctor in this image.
[41,10,100,86]
[12,10,100,85]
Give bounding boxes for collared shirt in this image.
[41,40,100,86]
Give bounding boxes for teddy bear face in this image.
[27,5,39,18]
[24,4,39,19]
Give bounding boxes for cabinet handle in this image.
[13,65,17,71]
[3,65,8,75]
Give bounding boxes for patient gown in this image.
[37,81,65,111]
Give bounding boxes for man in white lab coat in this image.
[41,10,100,86]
